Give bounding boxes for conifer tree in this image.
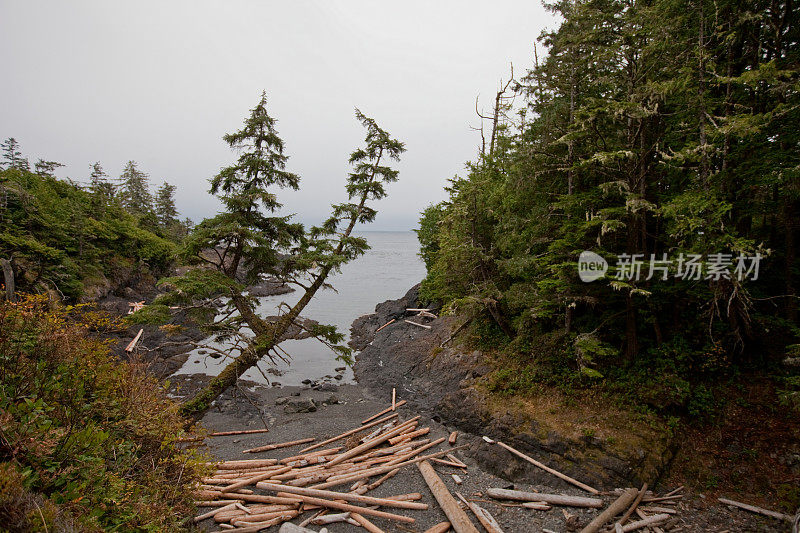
[155,182,178,230]
[119,160,153,217]
[146,92,404,420]
[89,161,116,203]
[1,138,29,171]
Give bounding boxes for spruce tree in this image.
[1,138,29,171]
[145,92,404,420]
[155,182,178,229]
[119,160,153,217]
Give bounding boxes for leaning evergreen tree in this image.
[148,92,404,420]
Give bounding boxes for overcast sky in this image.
[1,1,556,230]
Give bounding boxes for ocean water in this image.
[173,231,426,385]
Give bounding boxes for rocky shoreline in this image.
[350,285,674,490]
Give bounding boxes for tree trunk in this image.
[1,258,14,302]
[179,152,384,422]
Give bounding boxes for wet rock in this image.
[335,367,346,372]
[284,398,317,413]
[301,379,312,385]
[318,383,338,392]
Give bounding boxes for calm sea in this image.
[174,231,426,385]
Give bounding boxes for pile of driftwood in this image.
[193,397,473,532]
[192,393,793,533]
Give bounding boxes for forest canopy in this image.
[418,0,800,411]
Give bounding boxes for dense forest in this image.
[0,139,192,301]
[418,0,799,415]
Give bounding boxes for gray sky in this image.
[1,1,555,230]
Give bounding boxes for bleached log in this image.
[256,482,428,510]
[243,437,315,454]
[424,522,452,533]
[522,502,551,511]
[417,461,480,533]
[579,488,638,533]
[487,488,603,508]
[375,318,396,333]
[361,401,408,425]
[456,492,505,533]
[312,512,351,525]
[301,413,399,452]
[367,468,400,491]
[213,458,278,470]
[124,328,144,352]
[207,428,270,437]
[279,523,320,533]
[495,440,599,494]
[718,497,794,522]
[351,512,387,533]
[194,502,238,522]
[621,513,671,531]
[389,427,430,445]
[219,468,290,493]
[326,417,421,466]
[194,499,243,506]
[273,492,415,523]
[311,442,466,490]
[446,454,467,468]
[404,319,432,329]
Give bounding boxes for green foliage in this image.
[0,167,177,300]
[418,0,800,417]
[0,295,205,531]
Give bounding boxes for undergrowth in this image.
[0,295,206,531]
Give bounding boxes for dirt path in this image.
[170,375,786,532]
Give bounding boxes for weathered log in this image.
[326,417,421,466]
[446,453,467,468]
[375,318,396,333]
[194,502,238,522]
[361,401,407,425]
[351,512,386,533]
[274,492,415,523]
[417,461,480,533]
[448,431,458,445]
[124,328,144,353]
[256,482,428,510]
[424,522,452,533]
[495,440,599,494]
[220,468,291,493]
[615,483,648,526]
[487,488,603,508]
[367,468,400,491]
[404,319,432,329]
[579,488,638,533]
[301,413,400,453]
[456,492,505,533]
[206,428,269,437]
[718,497,794,522]
[620,513,671,531]
[243,437,315,454]
[389,427,430,445]
[279,523,320,533]
[522,502,552,511]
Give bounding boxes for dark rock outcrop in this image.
[352,286,674,490]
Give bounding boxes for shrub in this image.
[0,295,205,531]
